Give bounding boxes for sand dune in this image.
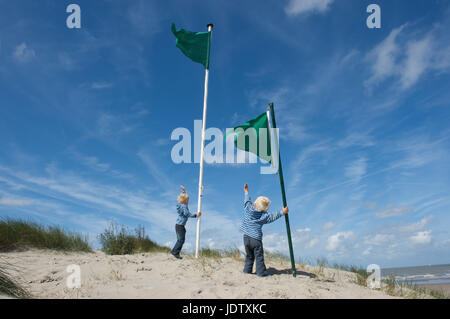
[0,249,400,299]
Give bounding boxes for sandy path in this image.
[0,249,399,299]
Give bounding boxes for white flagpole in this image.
[195,23,213,258]
[266,109,279,174]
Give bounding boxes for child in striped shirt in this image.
[240,183,288,277]
[171,185,201,259]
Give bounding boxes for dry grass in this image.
[0,218,91,253]
[0,259,30,298]
[99,222,170,255]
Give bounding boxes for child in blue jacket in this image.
[171,185,201,259]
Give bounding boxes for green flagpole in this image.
[268,102,297,277]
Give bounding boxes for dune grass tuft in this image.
[198,248,222,258]
[99,222,170,255]
[265,251,290,262]
[332,264,448,299]
[0,218,92,252]
[0,261,30,298]
[222,248,242,260]
[381,276,449,299]
[197,247,242,259]
[425,287,448,299]
[332,263,370,286]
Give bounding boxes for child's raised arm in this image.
[244,184,252,209]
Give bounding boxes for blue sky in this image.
[1,0,449,268]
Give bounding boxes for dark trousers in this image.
[171,224,186,255]
[243,235,267,276]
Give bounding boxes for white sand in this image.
[0,249,400,299]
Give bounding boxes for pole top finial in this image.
[207,23,214,30]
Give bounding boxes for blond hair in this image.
[254,196,271,212]
[178,192,189,204]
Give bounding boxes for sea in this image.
[381,264,450,285]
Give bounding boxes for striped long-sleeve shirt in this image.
[176,204,197,226]
[239,192,283,241]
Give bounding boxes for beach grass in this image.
[262,253,448,299]
[332,263,370,287]
[381,276,449,299]
[222,248,242,260]
[0,218,92,253]
[185,247,448,299]
[425,287,448,299]
[0,261,30,298]
[99,222,170,255]
[197,247,242,259]
[266,251,290,263]
[198,248,222,258]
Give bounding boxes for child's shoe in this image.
[171,253,183,259]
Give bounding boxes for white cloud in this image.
[322,221,335,232]
[362,247,372,256]
[366,25,405,86]
[13,42,36,63]
[306,238,319,248]
[67,149,133,181]
[0,195,33,207]
[375,205,413,218]
[345,157,367,182]
[366,23,449,90]
[391,134,449,170]
[337,131,375,148]
[154,138,170,146]
[410,231,432,244]
[399,215,433,233]
[400,35,433,89]
[282,121,310,142]
[91,82,113,89]
[248,87,290,110]
[263,226,318,253]
[433,45,450,71]
[285,0,334,16]
[137,149,174,189]
[292,227,313,246]
[364,233,395,246]
[96,113,134,137]
[326,231,354,251]
[288,141,331,188]
[79,155,109,172]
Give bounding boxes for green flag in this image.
[226,112,273,164]
[171,23,211,69]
